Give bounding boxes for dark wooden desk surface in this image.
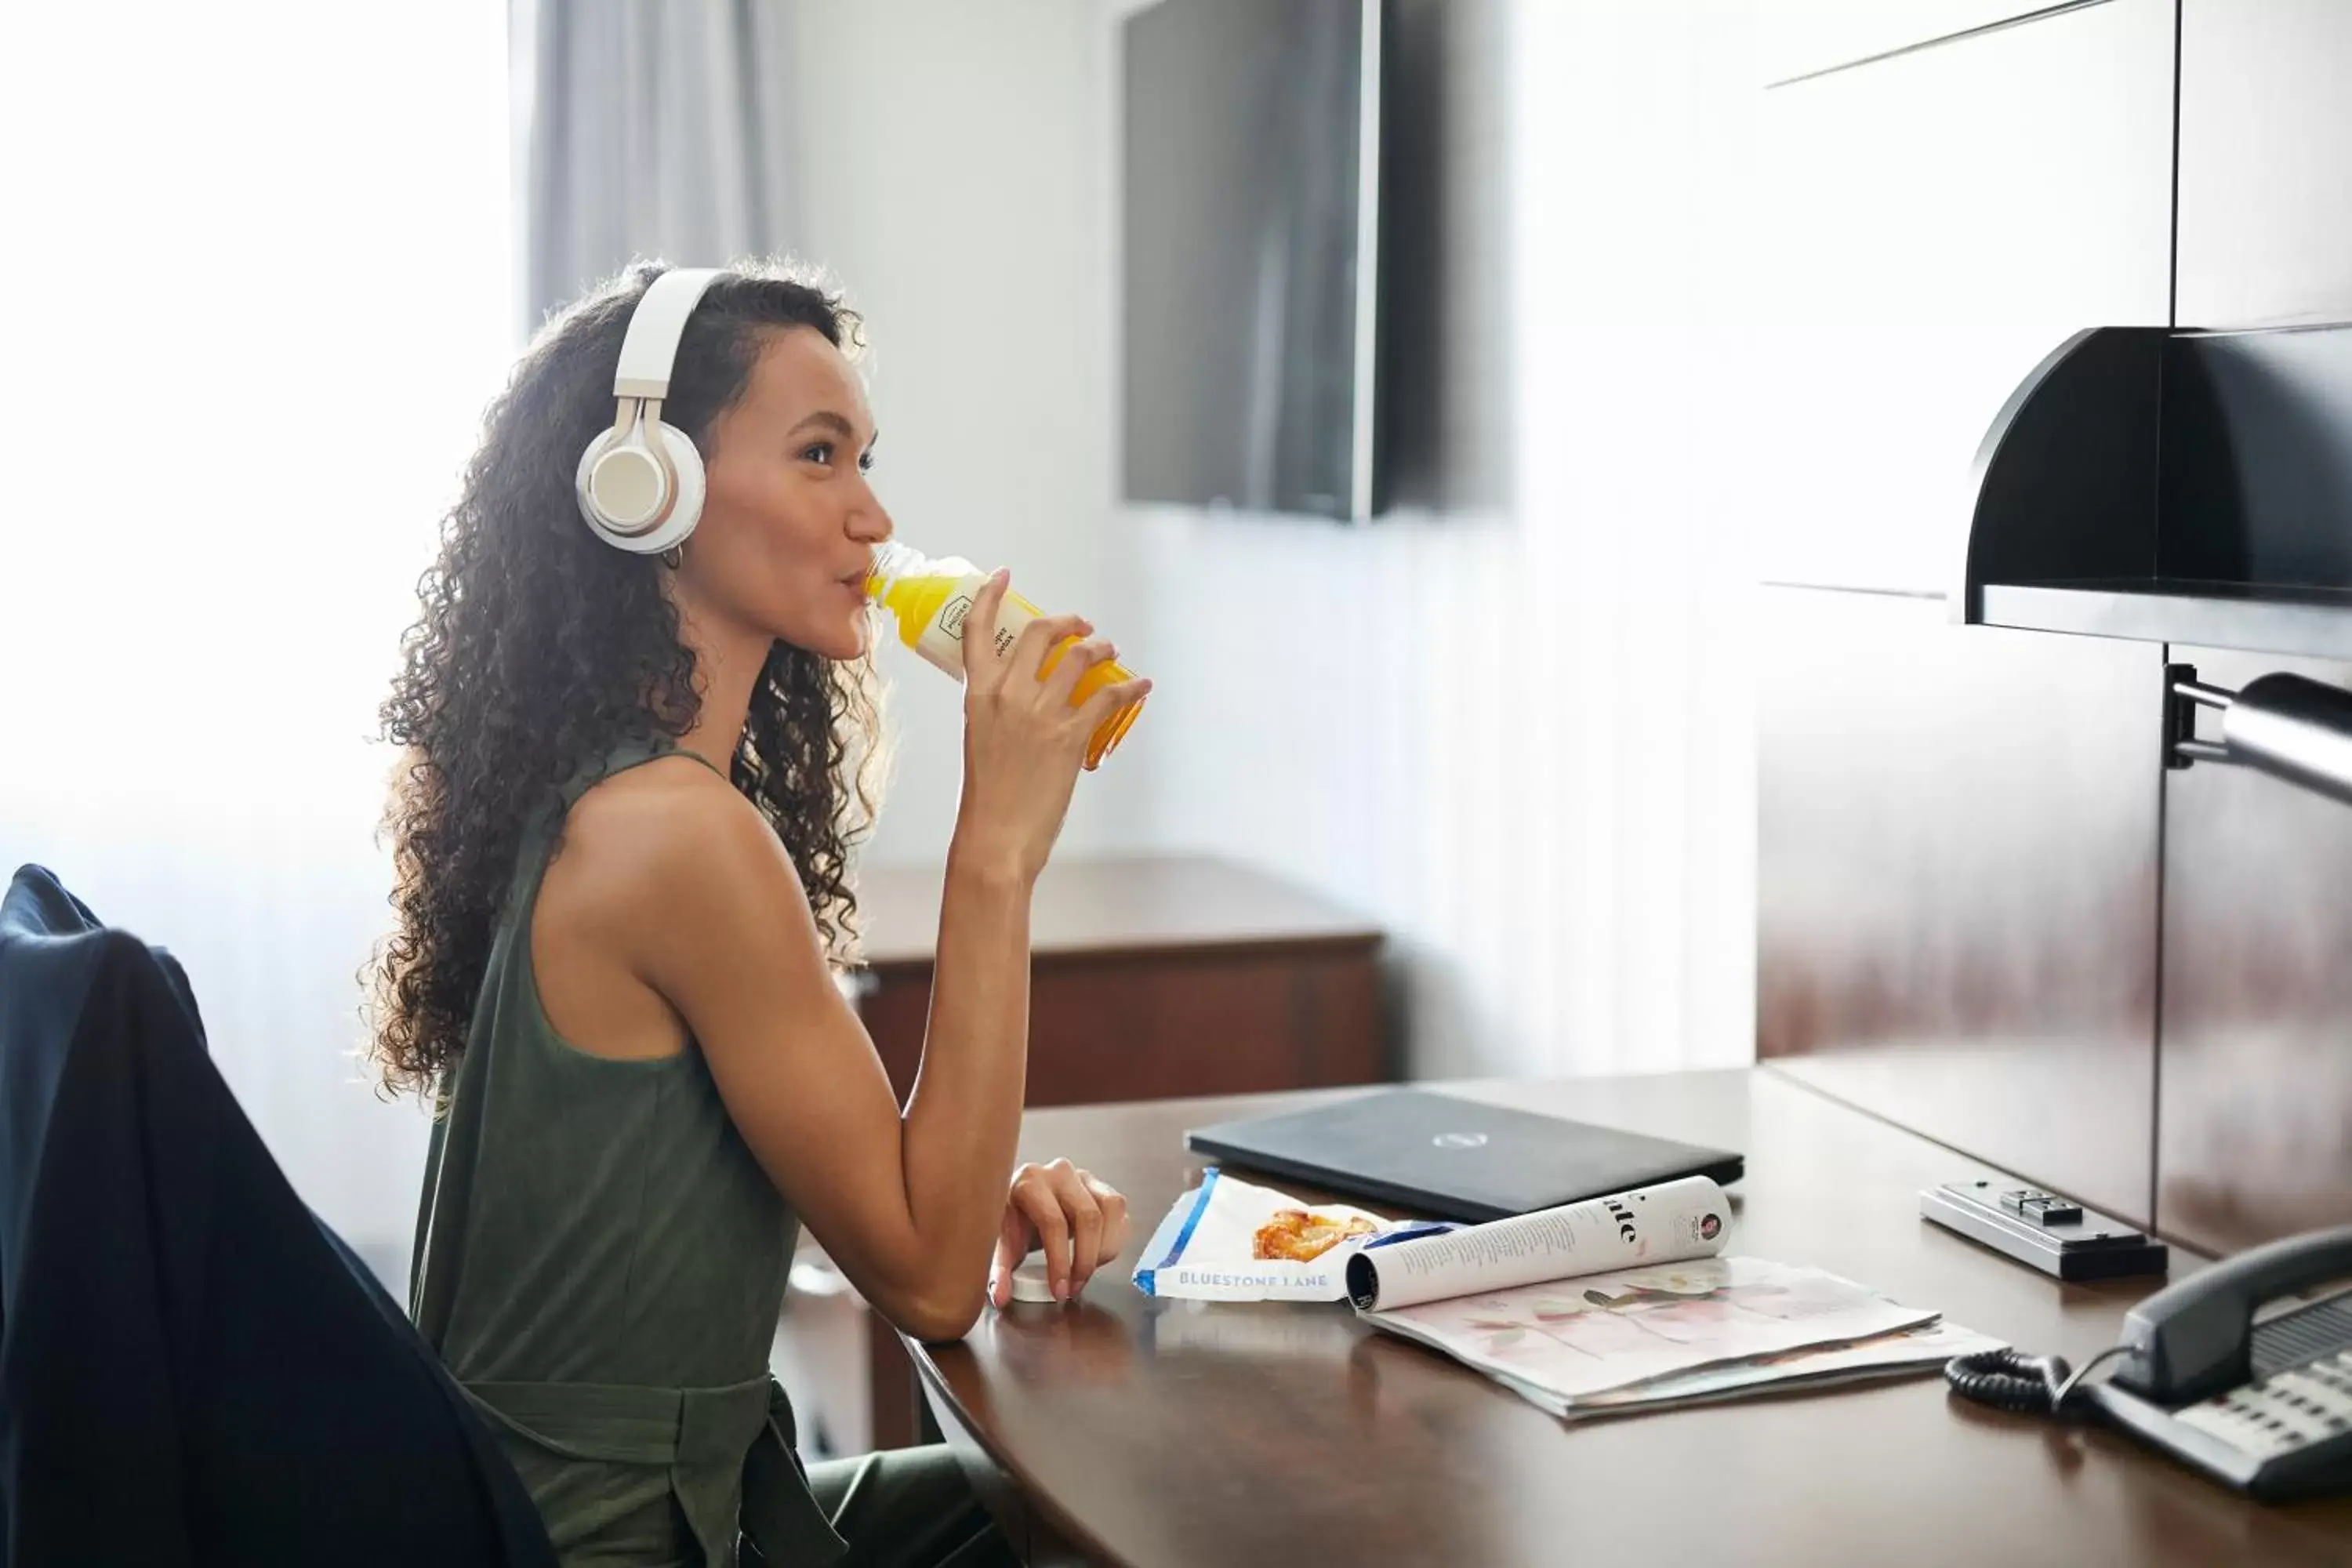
[907,1068,2352,1567]
[856,854,1384,971]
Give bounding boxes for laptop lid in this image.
[1184,1087,1744,1224]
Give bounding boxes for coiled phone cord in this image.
[1945,1344,2132,1415]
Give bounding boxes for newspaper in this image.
[1345,1178,1994,1414]
[1554,1319,2006,1419]
[1366,1254,1968,1414]
[1133,1170,1998,1415]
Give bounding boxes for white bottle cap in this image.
[1008,1257,1058,1304]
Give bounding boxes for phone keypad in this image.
[2175,1352,2352,1458]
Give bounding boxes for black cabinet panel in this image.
[2178,0,2352,328]
[1759,586,2163,1223]
[2158,645,2352,1254]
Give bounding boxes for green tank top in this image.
[410,744,848,1567]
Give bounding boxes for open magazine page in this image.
[1345,1175,1732,1312]
[1532,1319,2005,1420]
[1360,1256,1937,1403]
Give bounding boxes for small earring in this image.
[661,544,683,569]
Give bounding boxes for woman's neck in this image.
[676,611,767,775]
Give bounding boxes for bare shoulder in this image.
[561,753,785,893]
[564,753,751,849]
[551,753,817,964]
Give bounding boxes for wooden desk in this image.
[779,855,1391,1457]
[907,1069,2352,1567]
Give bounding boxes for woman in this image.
[372,260,1148,1566]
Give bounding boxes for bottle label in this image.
[913,572,1044,676]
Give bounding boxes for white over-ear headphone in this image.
[575,267,724,554]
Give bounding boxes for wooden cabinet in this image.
[2178,0,2352,328]
[2147,0,2352,1254]
[1756,585,2164,1226]
[853,855,1389,1109]
[2158,645,2352,1255]
[1751,0,2173,594]
[774,854,1391,1455]
[1753,0,2177,1226]
[1760,0,2352,1251]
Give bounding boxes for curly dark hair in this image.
[368,260,883,1098]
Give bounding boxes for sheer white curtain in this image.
[513,0,804,330]
[0,3,513,1287]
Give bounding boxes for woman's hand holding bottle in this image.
[866,542,1149,771]
[950,571,1151,884]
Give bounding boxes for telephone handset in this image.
[1951,1223,2352,1499]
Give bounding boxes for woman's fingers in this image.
[996,1163,1134,1305]
[1086,1172,1131,1263]
[1006,612,1092,687]
[1054,1163,1106,1298]
[1075,674,1152,734]
[1040,637,1116,708]
[989,1201,1030,1308]
[960,569,1012,688]
[1012,1164,1073,1300]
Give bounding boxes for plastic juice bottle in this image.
[864,540,1145,769]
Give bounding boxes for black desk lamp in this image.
[2167,667,2352,807]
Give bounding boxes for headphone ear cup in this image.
[574,426,638,543]
[630,421,705,557]
[573,420,705,555]
[626,423,696,557]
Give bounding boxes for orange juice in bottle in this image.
[864,541,1145,768]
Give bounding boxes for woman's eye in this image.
[801,441,833,465]
[858,450,877,474]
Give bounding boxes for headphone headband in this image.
[575,266,724,554]
[612,267,724,401]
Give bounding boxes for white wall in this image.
[790,0,1147,868]
[809,0,1764,1079]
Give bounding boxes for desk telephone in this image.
[1947,1223,2352,1499]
